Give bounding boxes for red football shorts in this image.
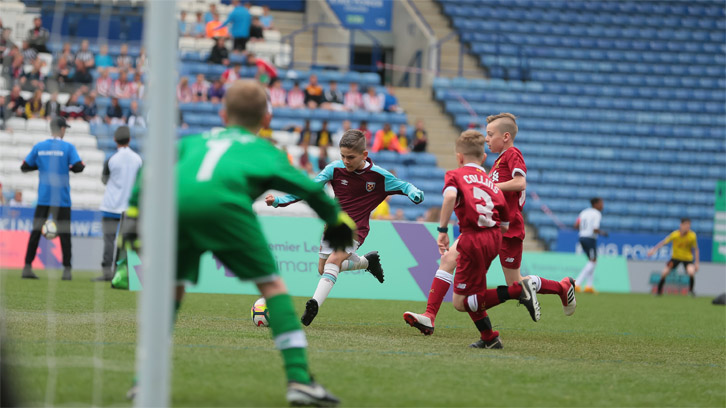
[453,228,502,296]
[499,236,523,269]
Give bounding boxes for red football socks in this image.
[424,273,451,320]
[468,309,498,341]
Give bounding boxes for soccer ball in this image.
[41,220,58,239]
[251,297,269,327]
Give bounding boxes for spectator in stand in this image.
[114,70,133,99]
[217,0,251,53]
[298,142,313,175]
[344,82,362,111]
[53,56,72,90]
[260,6,274,29]
[287,82,305,109]
[96,67,113,97]
[247,53,277,84]
[372,123,405,153]
[24,90,45,119]
[304,74,324,108]
[9,191,24,207]
[411,119,428,152]
[26,17,49,53]
[204,4,217,23]
[363,85,384,113]
[208,37,229,66]
[297,119,314,146]
[20,58,45,91]
[207,78,226,103]
[321,80,344,111]
[332,119,350,146]
[72,58,93,84]
[0,96,7,130]
[83,92,99,123]
[384,85,403,113]
[397,124,409,151]
[178,11,190,37]
[0,27,15,56]
[221,63,242,84]
[129,72,144,99]
[57,42,73,62]
[191,73,209,102]
[316,120,332,147]
[21,40,38,64]
[126,100,146,128]
[269,78,286,107]
[192,12,206,38]
[7,85,26,117]
[105,97,125,125]
[359,120,373,144]
[205,12,229,39]
[61,92,85,120]
[177,77,193,103]
[116,44,134,73]
[44,92,62,119]
[249,17,264,42]
[315,145,329,173]
[95,44,114,69]
[135,47,146,73]
[9,50,24,82]
[74,40,94,69]
[371,196,392,220]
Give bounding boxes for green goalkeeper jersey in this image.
[129,126,340,228]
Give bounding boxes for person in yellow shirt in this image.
[371,196,392,220]
[647,218,699,296]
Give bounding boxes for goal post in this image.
[135,0,178,406]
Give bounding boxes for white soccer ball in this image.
[41,220,58,239]
[251,297,269,327]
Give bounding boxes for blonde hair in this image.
[455,129,485,159]
[486,112,518,139]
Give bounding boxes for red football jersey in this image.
[488,147,526,240]
[444,164,509,233]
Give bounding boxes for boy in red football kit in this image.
[404,114,575,335]
[266,129,424,326]
[432,130,540,348]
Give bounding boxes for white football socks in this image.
[526,275,542,292]
[340,253,369,271]
[576,261,596,287]
[312,263,340,307]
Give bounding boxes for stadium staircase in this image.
[432,0,726,248]
[410,0,480,78]
[271,10,340,69]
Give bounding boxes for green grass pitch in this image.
[1,269,724,407]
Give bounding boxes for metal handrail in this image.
[280,22,383,73]
[399,50,423,88]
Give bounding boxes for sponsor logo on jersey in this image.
[457,283,466,289]
[365,181,376,192]
[491,171,500,182]
[341,179,348,186]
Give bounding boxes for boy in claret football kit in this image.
[266,129,424,326]
[404,114,575,336]
[419,130,540,348]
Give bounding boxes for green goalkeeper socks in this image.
[266,294,312,384]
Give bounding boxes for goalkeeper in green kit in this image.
[124,80,352,406]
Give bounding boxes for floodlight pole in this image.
[136,1,178,407]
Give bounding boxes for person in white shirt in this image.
[8,190,24,206]
[362,86,384,113]
[95,126,142,281]
[574,197,607,293]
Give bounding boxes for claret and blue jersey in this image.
[274,157,423,244]
[22,138,84,207]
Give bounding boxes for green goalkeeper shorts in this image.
[176,201,277,285]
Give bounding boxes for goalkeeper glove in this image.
[323,212,356,252]
[119,207,141,253]
[408,189,424,204]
